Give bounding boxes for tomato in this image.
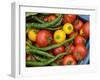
[73,19,83,31]
[63,14,76,24]
[44,15,56,22]
[63,23,74,34]
[83,22,90,38]
[53,46,65,56]
[54,30,66,43]
[28,29,38,41]
[74,35,86,45]
[62,55,77,65]
[73,44,87,61]
[36,30,52,47]
[66,44,75,53]
[47,15,56,22]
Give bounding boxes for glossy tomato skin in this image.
[44,15,56,22]
[62,55,77,65]
[36,30,52,47]
[63,23,74,34]
[63,14,76,24]
[53,46,65,56]
[47,15,56,22]
[83,22,90,39]
[54,30,66,43]
[73,19,83,31]
[66,44,75,53]
[73,44,87,61]
[74,35,86,45]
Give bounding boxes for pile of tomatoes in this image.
[27,14,89,65]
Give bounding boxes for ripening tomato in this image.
[53,46,65,56]
[74,35,86,45]
[36,30,52,47]
[73,44,87,61]
[63,14,76,24]
[62,55,77,65]
[66,44,75,53]
[73,19,83,31]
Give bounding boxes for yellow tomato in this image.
[63,23,73,34]
[28,29,38,41]
[54,30,66,43]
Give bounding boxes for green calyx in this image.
[67,26,72,30]
[56,35,61,40]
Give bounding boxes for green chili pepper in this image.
[32,16,46,24]
[26,48,54,58]
[27,34,76,51]
[51,17,62,27]
[26,16,46,24]
[34,55,58,66]
[26,14,63,29]
[46,18,62,30]
[26,52,70,66]
[47,26,62,31]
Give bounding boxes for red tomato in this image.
[73,44,87,61]
[36,30,52,47]
[74,35,86,45]
[73,19,83,31]
[44,15,56,22]
[83,22,90,38]
[62,55,77,65]
[47,15,56,22]
[66,44,75,53]
[63,14,76,24]
[53,46,65,56]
